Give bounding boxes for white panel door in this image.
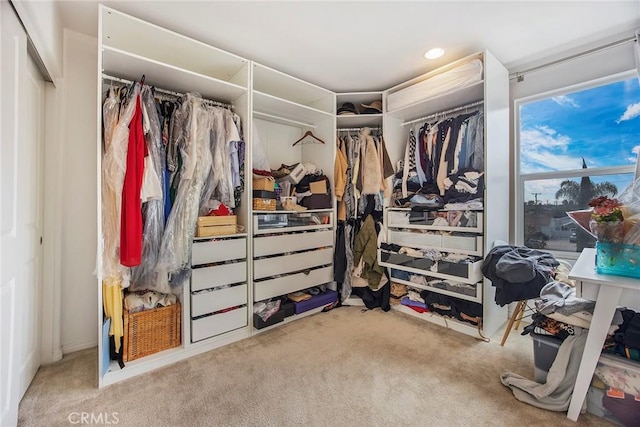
[18,49,45,398]
[1,2,45,425]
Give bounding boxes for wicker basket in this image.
[253,198,277,211]
[253,176,275,192]
[123,302,181,362]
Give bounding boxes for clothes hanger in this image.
[292,130,325,146]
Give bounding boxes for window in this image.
[516,73,640,255]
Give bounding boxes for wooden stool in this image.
[500,300,534,346]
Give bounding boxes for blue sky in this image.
[520,76,640,203]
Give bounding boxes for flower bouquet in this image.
[587,196,624,243]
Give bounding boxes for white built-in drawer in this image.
[441,235,483,253]
[191,284,247,317]
[254,248,333,279]
[389,230,442,248]
[254,230,333,257]
[191,306,247,342]
[191,261,246,292]
[192,238,246,266]
[254,266,333,301]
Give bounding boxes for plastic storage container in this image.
[595,242,640,279]
[531,332,563,383]
[586,353,640,426]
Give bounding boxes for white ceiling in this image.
[57,0,640,92]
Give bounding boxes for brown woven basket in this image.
[253,198,277,211]
[123,302,181,362]
[253,177,275,192]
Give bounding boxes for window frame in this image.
[514,69,638,259]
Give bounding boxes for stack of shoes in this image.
[282,198,307,212]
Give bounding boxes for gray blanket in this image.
[500,333,587,412]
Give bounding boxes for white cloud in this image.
[552,95,579,108]
[631,145,640,155]
[617,103,640,123]
[520,125,587,174]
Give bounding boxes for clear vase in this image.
[589,219,624,243]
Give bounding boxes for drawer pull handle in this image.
[302,269,311,275]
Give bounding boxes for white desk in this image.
[567,248,640,421]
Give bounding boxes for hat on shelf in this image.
[360,100,382,114]
[337,102,358,115]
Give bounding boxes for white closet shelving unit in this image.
[250,63,337,331]
[97,6,252,387]
[380,50,509,339]
[95,6,511,387]
[336,91,383,129]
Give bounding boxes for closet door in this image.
[1,2,45,424]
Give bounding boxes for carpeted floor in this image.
[18,306,610,426]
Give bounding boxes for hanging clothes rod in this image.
[401,100,483,127]
[253,111,316,129]
[101,73,233,109]
[510,34,637,82]
[337,127,382,132]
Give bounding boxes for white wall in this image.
[11,0,63,80]
[59,29,98,353]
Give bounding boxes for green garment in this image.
[353,215,385,290]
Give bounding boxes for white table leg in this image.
[566,285,622,421]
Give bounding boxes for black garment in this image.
[334,222,347,283]
[419,289,482,324]
[481,245,559,306]
[615,308,640,350]
[351,278,391,311]
[380,242,402,253]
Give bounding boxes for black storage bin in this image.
[252,190,276,199]
[253,310,285,330]
[280,301,295,318]
[411,257,434,270]
[438,260,470,278]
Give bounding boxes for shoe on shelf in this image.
[282,199,307,212]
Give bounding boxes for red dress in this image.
[120,95,146,267]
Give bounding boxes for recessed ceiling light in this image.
[424,48,445,60]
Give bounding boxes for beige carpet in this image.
[19,306,610,426]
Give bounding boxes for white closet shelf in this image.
[336,91,383,104]
[253,91,334,126]
[386,81,484,123]
[392,304,484,338]
[193,232,248,241]
[385,241,483,257]
[253,224,332,235]
[388,223,483,233]
[102,46,247,103]
[337,114,383,128]
[387,207,484,212]
[391,277,482,304]
[253,63,334,113]
[378,254,482,285]
[252,305,327,335]
[101,6,249,84]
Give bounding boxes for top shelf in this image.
[253,63,335,114]
[385,81,484,123]
[100,6,249,87]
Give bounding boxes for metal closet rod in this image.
[337,127,381,132]
[510,34,638,82]
[101,73,233,109]
[402,100,483,127]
